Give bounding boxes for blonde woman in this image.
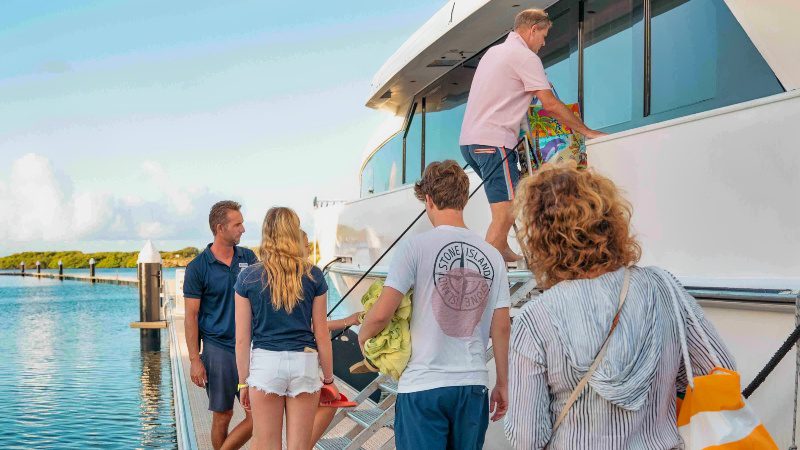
[505,163,735,449]
[234,207,337,450]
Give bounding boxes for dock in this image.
[0,271,137,286]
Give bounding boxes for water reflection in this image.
[139,336,176,449]
[16,280,57,425]
[0,277,177,449]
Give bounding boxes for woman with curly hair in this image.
[505,163,735,449]
[233,207,338,450]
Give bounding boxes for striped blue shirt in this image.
[505,266,735,449]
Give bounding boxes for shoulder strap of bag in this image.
[663,268,722,389]
[550,268,632,435]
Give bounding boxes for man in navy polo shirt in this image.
[184,200,258,450]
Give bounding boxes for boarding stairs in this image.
[315,276,539,450]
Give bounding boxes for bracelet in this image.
[322,377,334,385]
[237,383,248,391]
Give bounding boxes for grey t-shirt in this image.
[384,225,510,393]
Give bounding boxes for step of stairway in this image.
[347,407,394,429]
[316,436,362,450]
[377,380,397,395]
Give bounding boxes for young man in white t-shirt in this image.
[359,160,511,450]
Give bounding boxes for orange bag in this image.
[673,291,778,449]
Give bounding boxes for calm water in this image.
[0,275,177,449]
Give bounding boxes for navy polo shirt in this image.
[183,244,259,352]
[234,264,327,352]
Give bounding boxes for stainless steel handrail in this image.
[326,262,534,285]
[328,262,799,305]
[687,287,799,304]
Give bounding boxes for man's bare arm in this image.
[489,307,511,422]
[184,297,207,387]
[490,307,511,387]
[534,89,607,139]
[185,297,202,360]
[358,287,404,349]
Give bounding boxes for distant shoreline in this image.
[0,248,200,270]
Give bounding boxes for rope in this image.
[790,293,800,450]
[320,257,342,276]
[325,136,525,319]
[742,321,800,399]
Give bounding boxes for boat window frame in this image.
[401,101,417,184]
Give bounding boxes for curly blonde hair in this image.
[514,162,641,288]
[259,207,313,313]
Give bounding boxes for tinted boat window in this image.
[422,66,472,166]
[583,0,645,131]
[649,0,783,120]
[540,0,580,105]
[360,132,402,197]
[424,100,467,166]
[581,0,782,133]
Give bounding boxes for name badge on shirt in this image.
[238,263,249,269]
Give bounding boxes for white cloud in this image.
[137,221,170,239]
[4,153,68,241]
[0,153,220,248]
[142,159,197,216]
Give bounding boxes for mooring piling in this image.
[135,241,164,351]
[89,258,96,282]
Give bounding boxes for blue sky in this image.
[0,0,445,254]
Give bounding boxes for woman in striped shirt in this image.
[505,163,735,449]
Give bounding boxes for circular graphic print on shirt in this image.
[432,242,495,338]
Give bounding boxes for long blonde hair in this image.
[259,207,313,313]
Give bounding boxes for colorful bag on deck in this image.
[672,288,778,449]
[523,86,587,170]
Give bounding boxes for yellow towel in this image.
[358,280,412,380]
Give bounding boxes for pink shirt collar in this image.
[507,31,532,52]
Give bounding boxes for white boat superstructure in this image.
[314,0,800,448]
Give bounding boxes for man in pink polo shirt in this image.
[460,8,604,262]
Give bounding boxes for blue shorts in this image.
[461,144,519,203]
[201,341,240,412]
[394,385,489,450]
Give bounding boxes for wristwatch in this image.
[322,377,334,385]
[237,383,248,392]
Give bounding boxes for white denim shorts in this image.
[248,349,322,397]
